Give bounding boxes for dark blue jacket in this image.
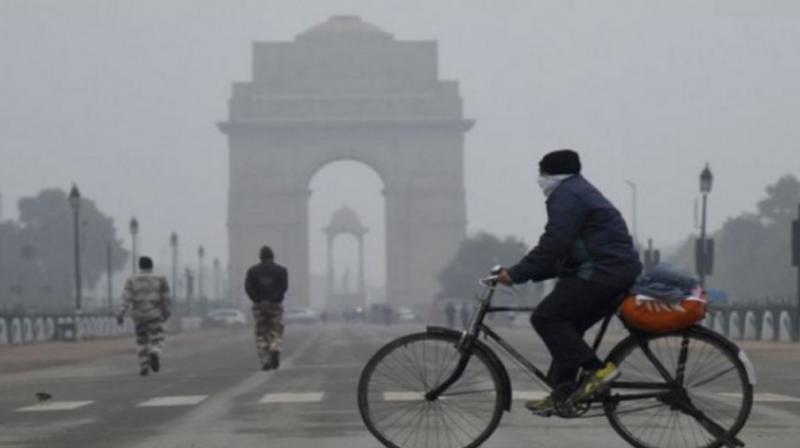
[245,260,289,304]
[507,175,641,288]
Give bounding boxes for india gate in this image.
[219,16,473,307]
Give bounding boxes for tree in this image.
[0,188,128,313]
[669,174,800,301]
[757,175,800,224]
[437,232,532,301]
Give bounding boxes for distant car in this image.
[395,306,417,322]
[284,307,319,325]
[205,308,247,327]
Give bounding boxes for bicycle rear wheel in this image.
[604,327,753,448]
[358,332,504,448]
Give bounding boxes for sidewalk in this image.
[0,329,227,374]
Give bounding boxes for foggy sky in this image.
[2,0,799,290]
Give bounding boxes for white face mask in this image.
[537,174,573,197]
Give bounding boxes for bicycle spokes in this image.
[359,332,504,448]
[605,330,751,448]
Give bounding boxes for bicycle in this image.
[357,267,756,448]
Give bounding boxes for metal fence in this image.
[703,299,798,342]
[0,313,205,345]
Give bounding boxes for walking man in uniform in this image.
[117,256,171,376]
[245,246,288,371]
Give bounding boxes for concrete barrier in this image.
[10,318,22,344]
[762,312,775,341]
[22,318,33,343]
[729,312,741,340]
[0,318,8,344]
[779,311,792,342]
[713,311,725,335]
[744,312,757,340]
[33,318,44,342]
[44,318,55,341]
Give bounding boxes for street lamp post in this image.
[625,180,639,248]
[68,184,82,312]
[791,205,800,342]
[170,231,179,311]
[213,258,220,303]
[106,240,113,313]
[129,217,139,276]
[698,164,713,288]
[198,245,205,315]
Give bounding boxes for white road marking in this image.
[720,392,800,402]
[17,401,93,412]
[383,392,423,401]
[137,395,208,407]
[259,392,325,404]
[513,390,549,401]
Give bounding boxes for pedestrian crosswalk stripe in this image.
[137,395,208,407]
[513,390,549,401]
[382,391,548,402]
[383,392,423,401]
[720,392,800,403]
[17,401,93,412]
[259,392,325,404]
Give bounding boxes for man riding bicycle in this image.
[498,149,642,413]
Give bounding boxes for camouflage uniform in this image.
[118,272,171,371]
[252,302,284,366]
[245,257,288,369]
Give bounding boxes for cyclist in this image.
[498,149,642,413]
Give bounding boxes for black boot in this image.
[149,352,160,373]
[139,365,149,376]
[271,351,280,370]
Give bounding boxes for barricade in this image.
[761,312,776,341]
[728,312,741,340]
[779,311,792,342]
[21,318,33,343]
[0,318,8,345]
[10,318,22,344]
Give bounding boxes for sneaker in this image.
[139,366,149,376]
[271,351,280,370]
[149,352,160,373]
[524,395,555,416]
[572,362,620,401]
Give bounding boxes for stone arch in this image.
[221,17,472,307]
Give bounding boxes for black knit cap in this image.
[539,149,581,175]
[139,256,153,271]
[259,245,274,261]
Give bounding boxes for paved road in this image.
[0,323,798,448]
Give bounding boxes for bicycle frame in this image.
[428,281,697,404]
[424,281,748,447]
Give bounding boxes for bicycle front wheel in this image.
[358,332,505,448]
[604,327,753,448]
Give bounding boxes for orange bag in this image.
[620,294,707,333]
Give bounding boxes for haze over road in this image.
[1,323,798,448]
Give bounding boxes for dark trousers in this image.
[531,277,626,390]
